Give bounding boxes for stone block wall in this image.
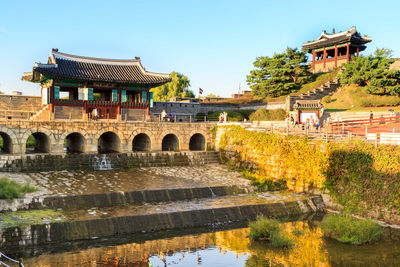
[54,106,83,120]
[0,151,220,172]
[0,95,42,120]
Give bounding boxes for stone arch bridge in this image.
[0,120,216,154]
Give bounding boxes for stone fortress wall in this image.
[0,95,42,120]
[150,101,286,121]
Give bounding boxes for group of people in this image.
[161,110,175,122]
[218,112,228,123]
[284,114,333,132]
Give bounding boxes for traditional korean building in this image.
[302,26,371,73]
[293,100,323,124]
[22,49,171,120]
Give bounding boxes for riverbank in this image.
[217,125,400,225]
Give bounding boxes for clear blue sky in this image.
[0,0,399,97]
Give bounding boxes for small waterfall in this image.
[92,155,113,170]
[208,187,217,198]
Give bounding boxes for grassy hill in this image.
[324,84,400,112]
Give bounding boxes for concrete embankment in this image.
[0,151,220,172]
[0,195,324,248]
[5,186,246,211]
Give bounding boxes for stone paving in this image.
[0,164,254,197]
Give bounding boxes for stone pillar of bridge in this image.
[152,140,162,151]
[84,137,98,153]
[51,143,64,153]
[11,143,25,154]
[120,140,131,153]
[180,140,189,151]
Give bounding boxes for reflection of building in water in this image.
[23,224,333,266]
[22,222,400,266]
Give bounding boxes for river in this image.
[6,218,400,267]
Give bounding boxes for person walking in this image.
[161,110,167,121]
[369,111,374,125]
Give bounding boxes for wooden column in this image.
[312,51,316,71]
[346,44,350,62]
[357,47,359,57]
[323,48,326,70]
[146,90,150,115]
[117,84,121,115]
[49,86,54,112]
[334,46,338,67]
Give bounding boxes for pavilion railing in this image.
[121,102,148,109]
[53,99,148,109]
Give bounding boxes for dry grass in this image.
[291,69,340,96]
[325,85,400,111]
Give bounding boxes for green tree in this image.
[340,48,400,95]
[246,47,312,97]
[151,71,194,101]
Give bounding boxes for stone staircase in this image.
[30,104,50,120]
[287,77,340,111]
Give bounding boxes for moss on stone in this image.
[0,209,65,229]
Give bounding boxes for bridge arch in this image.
[189,133,206,151]
[162,133,180,151]
[98,131,121,153]
[132,133,151,151]
[26,132,51,153]
[0,132,13,153]
[65,132,85,153]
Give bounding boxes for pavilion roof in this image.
[302,26,372,53]
[22,49,171,87]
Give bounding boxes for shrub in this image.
[249,216,293,247]
[242,170,286,191]
[320,214,383,245]
[321,96,332,104]
[0,178,37,200]
[249,108,286,121]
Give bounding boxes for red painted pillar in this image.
[312,51,316,71]
[117,85,121,115]
[49,86,54,112]
[334,46,338,67]
[357,47,359,57]
[346,44,350,62]
[323,48,326,70]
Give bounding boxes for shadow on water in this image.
[6,213,400,266]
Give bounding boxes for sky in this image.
[0,0,399,97]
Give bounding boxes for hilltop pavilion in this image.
[22,49,171,120]
[302,26,371,73]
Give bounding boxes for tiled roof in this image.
[25,49,171,86]
[302,26,372,53]
[293,100,323,110]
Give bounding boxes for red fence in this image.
[330,115,400,136]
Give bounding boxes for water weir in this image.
[0,195,324,248]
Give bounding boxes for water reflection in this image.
[19,221,400,267]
